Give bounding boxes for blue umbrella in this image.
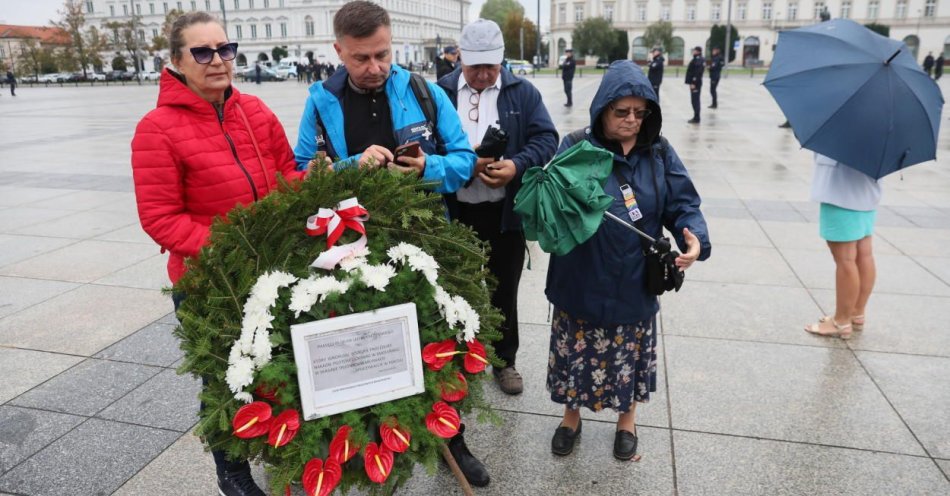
[764,19,943,179]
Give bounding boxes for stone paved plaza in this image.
[0,72,949,495]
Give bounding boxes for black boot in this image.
[447,424,490,487]
[216,458,266,496]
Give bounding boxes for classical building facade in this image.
[0,25,70,73]
[549,0,950,66]
[83,0,469,69]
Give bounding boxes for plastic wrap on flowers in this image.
[173,167,504,495]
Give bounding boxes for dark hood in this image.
[589,60,662,150]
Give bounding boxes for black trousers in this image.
[690,85,701,120]
[652,84,661,103]
[710,78,720,106]
[563,79,573,105]
[456,200,526,368]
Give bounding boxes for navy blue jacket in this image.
[560,55,576,80]
[685,54,705,86]
[437,68,559,231]
[709,54,725,80]
[546,61,711,326]
[648,55,665,86]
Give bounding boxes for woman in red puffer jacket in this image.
[132,12,304,287]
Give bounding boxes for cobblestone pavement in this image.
[1,73,949,495]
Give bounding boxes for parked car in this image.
[37,73,64,83]
[106,70,133,81]
[141,70,161,81]
[65,72,90,82]
[90,72,107,82]
[596,58,610,69]
[507,59,533,75]
[274,59,298,79]
[19,74,39,83]
[238,65,285,82]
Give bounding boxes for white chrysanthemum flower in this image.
[358,263,396,291]
[289,275,351,317]
[226,354,255,393]
[234,392,254,403]
[387,242,422,263]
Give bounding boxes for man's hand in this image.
[359,145,394,169]
[675,227,701,271]
[478,159,516,189]
[388,152,426,177]
[690,84,696,91]
[473,156,494,176]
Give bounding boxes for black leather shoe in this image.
[448,424,490,487]
[708,104,717,108]
[218,466,266,496]
[687,118,700,124]
[613,429,638,461]
[551,419,582,456]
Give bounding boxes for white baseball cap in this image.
[459,19,505,66]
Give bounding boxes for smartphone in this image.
[394,142,421,162]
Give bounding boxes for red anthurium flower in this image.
[463,339,489,373]
[422,339,460,371]
[329,425,360,464]
[302,457,342,496]
[380,419,412,453]
[425,401,461,438]
[363,442,395,484]
[232,401,272,439]
[440,372,469,402]
[267,409,300,448]
[254,383,282,403]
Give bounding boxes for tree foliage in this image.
[501,11,538,61]
[272,46,288,62]
[479,0,524,28]
[709,24,740,62]
[643,21,674,53]
[104,17,145,75]
[52,0,91,77]
[571,17,615,59]
[864,23,890,37]
[609,30,629,61]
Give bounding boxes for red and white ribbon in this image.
[305,197,370,270]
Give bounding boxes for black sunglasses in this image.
[609,104,652,120]
[189,42,239,64]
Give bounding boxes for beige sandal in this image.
[805,319,853,339]
[820,315,864,332]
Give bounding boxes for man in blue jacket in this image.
[708,47,724,109]
[437,17,558,486]
[685,46,705,124]
[293,1,475,194]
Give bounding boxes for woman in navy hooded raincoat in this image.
[545,61,711,461]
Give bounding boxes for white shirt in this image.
[810,153,882,211]
[456,75,506,204]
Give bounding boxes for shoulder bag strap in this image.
[235,102,272,191]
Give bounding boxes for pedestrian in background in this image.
[5,71,15,96]
[131,11,306,496]
[686,46,704,123]
[647,48,664,103]
[560,47,576,107]
[436,45,459,79]
[546,60,709,462]
[708,47,724,109]
[254,62,261,84]
[804,153,881,340]
[923,51,935,77]
[935,54,944,80]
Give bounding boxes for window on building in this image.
[661,3,671,20]
[236,25,243,39]
[152,28,158,38]
[280,22,287,38]
[840,1,851,17]
[150,3,155,14]
[867,0,879,18]
[250,24,257,39]
[896,0,907,18]
[0,46,5,58]
[85,1,94,13]
[305,16,314,36]
[762,2,772,19]
[604,3,614,21]
[737,3,747,19]
[813,1,825,19]
[574,5,584,22]
[788,2,798,20]
[205,0,211,10]
[234,0,240,10]
[265,24,271,38]
[163,2,168,13]
[177,1,183,11]
[136,4,142,15]
[925,0,936,17]
[687,3,696,20]
[712,3,722,20]
[191,1,196,10]
[123,4,129,15]
[558,4,566,24]
[110,5,115,16]
[139,30,146,42]
[248,0,254,8]
[264,0,269,7]
[279,0,284,7]
[637,3,647,21]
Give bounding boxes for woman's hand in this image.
[675,227,701,271]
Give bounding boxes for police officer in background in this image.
[560,48,576,107]
[686,46,704,124]
[708,47,724,109]
[648,48,664,103]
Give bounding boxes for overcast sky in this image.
[1,0,550,31]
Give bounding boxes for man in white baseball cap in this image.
[457,18,505,66]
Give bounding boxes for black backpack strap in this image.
[563,127,589,147]
[408,73,445,154]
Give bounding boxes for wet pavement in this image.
[1,73,949,495]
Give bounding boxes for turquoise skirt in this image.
[819,203,877,242]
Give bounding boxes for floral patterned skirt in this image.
[546,307,657,414]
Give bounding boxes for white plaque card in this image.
[291,303,425,420]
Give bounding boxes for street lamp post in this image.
[536,0,541,67]
[219,0,229,34]
[723,0,732,77]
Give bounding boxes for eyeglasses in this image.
[189,42,239,64]
[609,105,651,120]
[468,90,480,122]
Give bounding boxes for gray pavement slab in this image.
[0,239,157,283]
[685,244,801,287]
[876,225,950,257]
[665,336,925,455]
[673,430,950,496]
[0,284,170,355]
[857,351,950,459]
[0,406,85,474]
[782,248,950,297]
[702,217,772,247]
[22,190,136,213]
[913,256,950,286]
[0,349,84,404]
[93,321,182,367]
[96,368,200,432]
[93,223,154,244]
[0,234,77,268]
[0,187,81,208]
[12,209,139,240]
[0,207,76,233]
[0,418,179,496]
[111,430,217,496]
[10,358,161,416]
[0,276,78,319]
[93,253,170,291]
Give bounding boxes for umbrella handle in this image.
[604,211,657,244]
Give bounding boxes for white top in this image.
[455,75,506,204]
[810,153,882,211]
